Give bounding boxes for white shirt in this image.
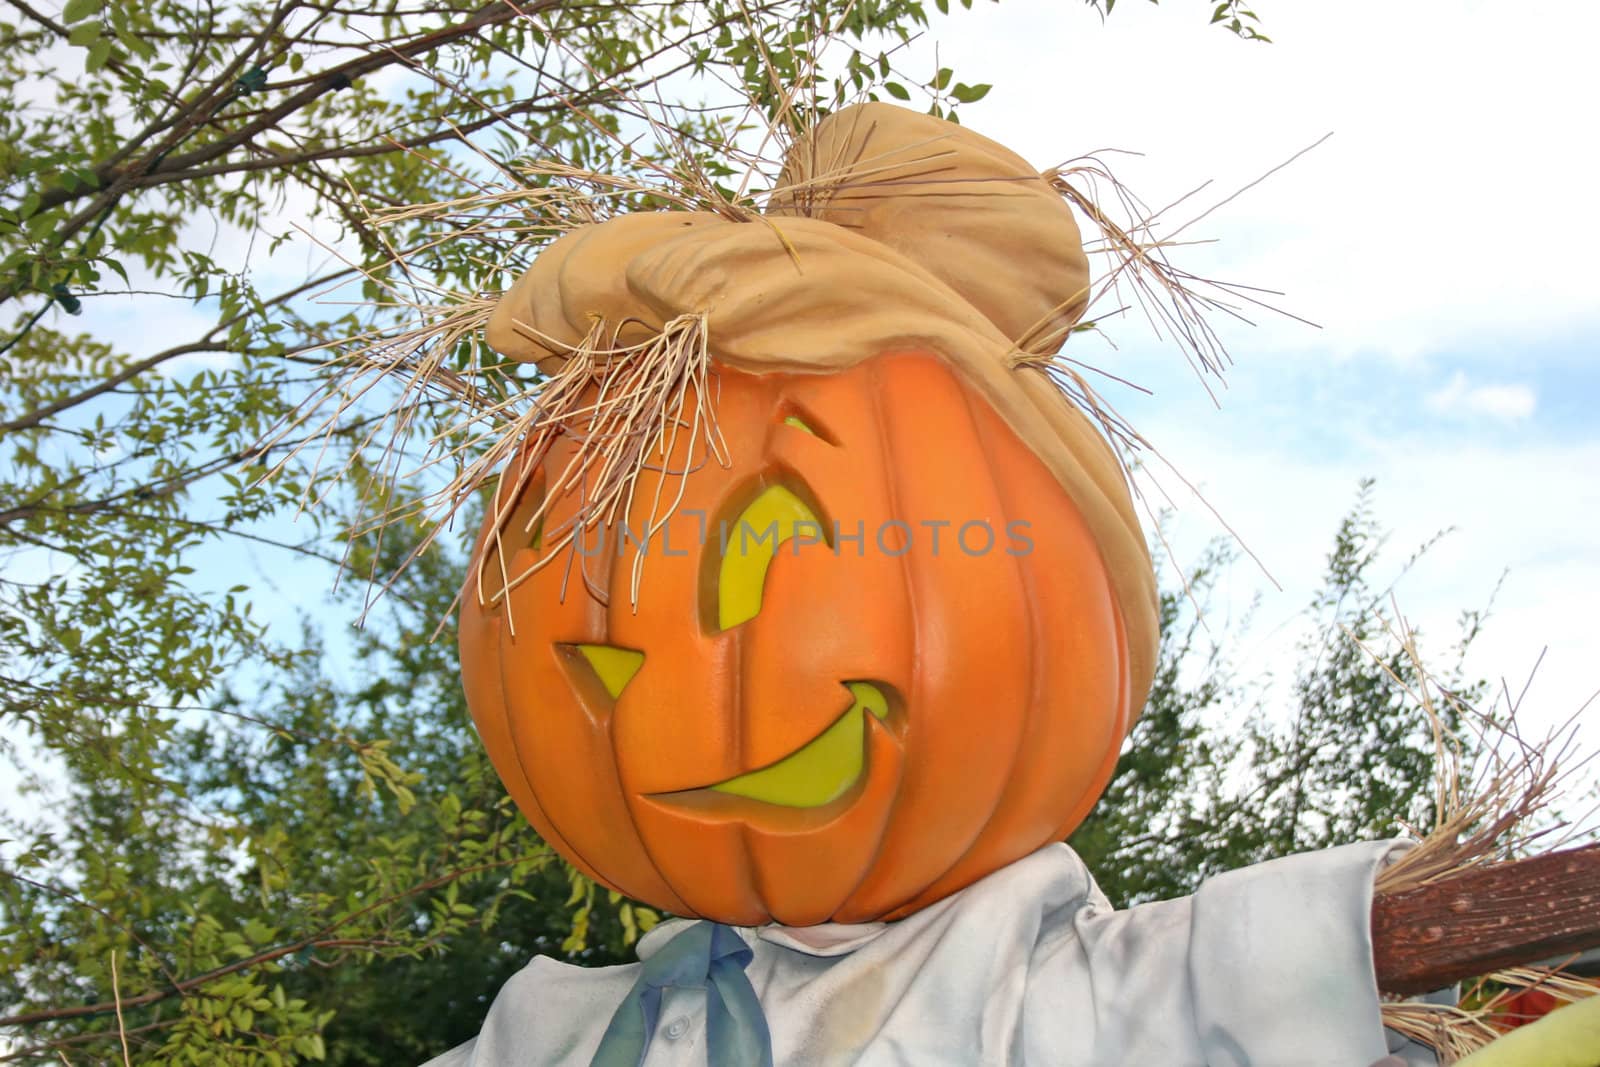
[425,841,1433,1066]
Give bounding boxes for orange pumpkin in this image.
[458,103,1159,926]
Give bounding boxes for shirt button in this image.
[664,1017,689,1040]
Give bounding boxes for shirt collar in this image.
[637,917,891,961]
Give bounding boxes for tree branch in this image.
[14,0,527,223]
[0,1018,177,1064]
[0,342,215,436]
[0,0,545,306]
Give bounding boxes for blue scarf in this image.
[590,921,774,1067]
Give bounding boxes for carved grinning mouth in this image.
[641,679,901,818]
[702,681,890,807]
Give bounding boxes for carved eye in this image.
[716,484,827,630]
[778,406,836,445]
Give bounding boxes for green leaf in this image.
[67,21,102,47]
[951,82,992,103]
[885,80,911,100]
[62,0,102,23]
[112,22,157,61]
[86,38,113,73]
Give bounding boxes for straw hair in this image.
[1383,967,1600,1064]
[473,311,722,623]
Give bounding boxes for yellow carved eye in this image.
[779,407,836,445]
[572,644,644,699]
[717,485,825,630]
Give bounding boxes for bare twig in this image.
[109,950,132,1067]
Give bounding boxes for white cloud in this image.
[1424,371,1537,420]
[1132,406,1600,746]
[908,0,1600,361]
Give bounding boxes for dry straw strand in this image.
[468,311,724,633]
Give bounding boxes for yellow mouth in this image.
[708,682,890,807]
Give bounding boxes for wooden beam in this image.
[1372,843,1600,996]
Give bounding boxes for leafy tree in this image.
[1071,479,1494,906]
[162,499,648,1067]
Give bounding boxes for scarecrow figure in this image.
[413,104,1600,1067]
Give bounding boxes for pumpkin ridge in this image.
[866,353,917,748]
[722,362,917,921]
[606,415,752,920]
[872,355,1041,917]
[812,363,915,921]
[841,351,1031,920]
[498,584,691,914]
[491,636,624,897]
[1048,595,1132,844]
[896,379,1068,915]
[963,359,1041,792]
[826,354,925,922]
[585,489,716,921]
[928,372,1046,886]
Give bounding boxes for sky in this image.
[883,0,1600,747]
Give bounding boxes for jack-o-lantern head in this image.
[459,104,1158,926]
